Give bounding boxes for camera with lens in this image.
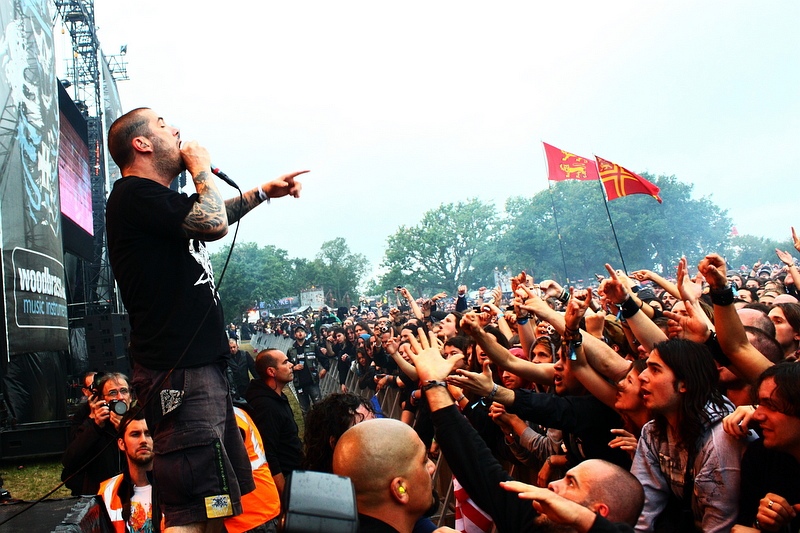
[107,399,128,416]
[89,372,104,400]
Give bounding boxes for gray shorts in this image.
[133,362,255,527]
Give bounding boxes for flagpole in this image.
[547,181,570,284]
[595,173,628,273]
[541,141,571,283]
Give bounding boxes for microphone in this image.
[210,164,239,189]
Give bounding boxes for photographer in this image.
[61,372,133,495]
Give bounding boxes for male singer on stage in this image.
[105,107,307,533]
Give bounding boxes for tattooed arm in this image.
[182,171,227,240]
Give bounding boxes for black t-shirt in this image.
[106,176,228,370]
[738,438,800,530]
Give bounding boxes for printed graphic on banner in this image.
[12,248,68,329]
[1,0,69,355]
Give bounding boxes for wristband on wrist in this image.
[257,186,270,203]
[421,380,447,391]
[557,287,570,303]
[487,383,499,402]
[516,316,530,325]
[709,284,735,306]
[620,296,641,319]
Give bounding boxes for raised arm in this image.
[776,242,800,298]
[699,253,772,382]
[631,268,681,300]
[601,264,667,352]
[398,287,424,322]
[517,284,630,381]
[483,302,514,341]
[460,312,555,386]
[224,170,307,224]
[563,289,620,409]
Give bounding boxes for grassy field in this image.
[0,457,71,502]
[0,340,303,502]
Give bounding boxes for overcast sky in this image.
[65,1,800,281]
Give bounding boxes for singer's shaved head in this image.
[108,107,152,170]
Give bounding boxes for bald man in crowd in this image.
[333,418,442,533]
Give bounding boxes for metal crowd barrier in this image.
[314,364,456,527]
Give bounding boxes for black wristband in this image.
[709,285,735,306]
[557,287,570,304]
[620,296,641,319]
[704,332,732,367]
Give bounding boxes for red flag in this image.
[543,142,600,181]
[595,156,662,203]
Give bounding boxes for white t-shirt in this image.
[129,484,153,533]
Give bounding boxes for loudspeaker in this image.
[85,313,130,375]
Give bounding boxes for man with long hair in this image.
[632,338,745,532]
[736,362,800,532]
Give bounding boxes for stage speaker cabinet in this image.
[85,313,131,375]
[279,471,358,533]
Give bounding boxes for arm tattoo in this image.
[225,190,261,224]
[182,171,228,240]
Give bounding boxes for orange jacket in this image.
[224,407,281,533]
[98,474,127,533]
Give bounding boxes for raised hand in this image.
[539,280,564,299]
[448,360,495,397]
[406,328,463,383]
[263,170,308,199]
[776,248,796,267]
[663,299,710,343]
[460,312,483,337]
[676,257,703,303]
[698,253,728,290]
[510,271,528,292]
[600,264,629,305]
[564,288,592,332]
[630,269,654,282]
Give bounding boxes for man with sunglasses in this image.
[62,373,133,495]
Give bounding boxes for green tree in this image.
[498,175,733,281]
[310,238,369,307]
[211,242,294,324]
[726,234,793,270]
[380,199,499,294]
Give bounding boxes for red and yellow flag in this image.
[543,142,599,182]
[595,156,662,203]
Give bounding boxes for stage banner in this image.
[0,0,69,358]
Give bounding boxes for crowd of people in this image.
[62,236,800,532]
[57,106,800,532]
